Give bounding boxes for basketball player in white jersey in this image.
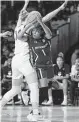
[1,3,41,122]
[1,0,68,121]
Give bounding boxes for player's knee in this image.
[29,82,39,92]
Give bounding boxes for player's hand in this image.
[60,0,68,10]
[36,15,42,24]
[2,31,12,37]
[25,0,29,5]
[19,10,28,20]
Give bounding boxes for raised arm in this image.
[21,0,29,12]
[17,0,29,27]
[42,0,68,23]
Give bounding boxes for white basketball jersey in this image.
[14,25,29,56]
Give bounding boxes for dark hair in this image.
[31,24,45,38]
[57,56,64,61]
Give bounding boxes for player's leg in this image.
[26,72,39,112]
[37,68,48,88]
[42,66,53,105]
[20,61,42,121]
[36,68,48,105]
[1,78,22,108]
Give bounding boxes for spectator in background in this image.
[42,54,70,106]
[1,56,12,96]
[69,57,79,105]
[71,49,79,66]
[1,45,10,67]
[1,56,20,104]
[52,56,70,105]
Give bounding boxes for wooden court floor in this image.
[1,105,79,122]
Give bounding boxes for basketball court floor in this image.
[1,105,79,122]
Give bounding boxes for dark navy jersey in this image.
[53,64,70,76]
[29,36,52,68]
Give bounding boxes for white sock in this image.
[63,95,67,102]
[49,96,53,102]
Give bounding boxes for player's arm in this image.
[21,0,29,11]
[37,16,52,39]
[16,23,35,39]
[17,0,29,27]
[42,0,68,23]
[42,24,52,39]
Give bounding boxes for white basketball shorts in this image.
[12,54,35,79]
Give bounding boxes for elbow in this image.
[46,32,52,39]
[46,35,52,39]
[48,33,52,39]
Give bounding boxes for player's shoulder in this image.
[15,24,24,32]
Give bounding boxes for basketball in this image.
[26,11,42,24]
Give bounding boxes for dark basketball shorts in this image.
[36,66,54,80]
